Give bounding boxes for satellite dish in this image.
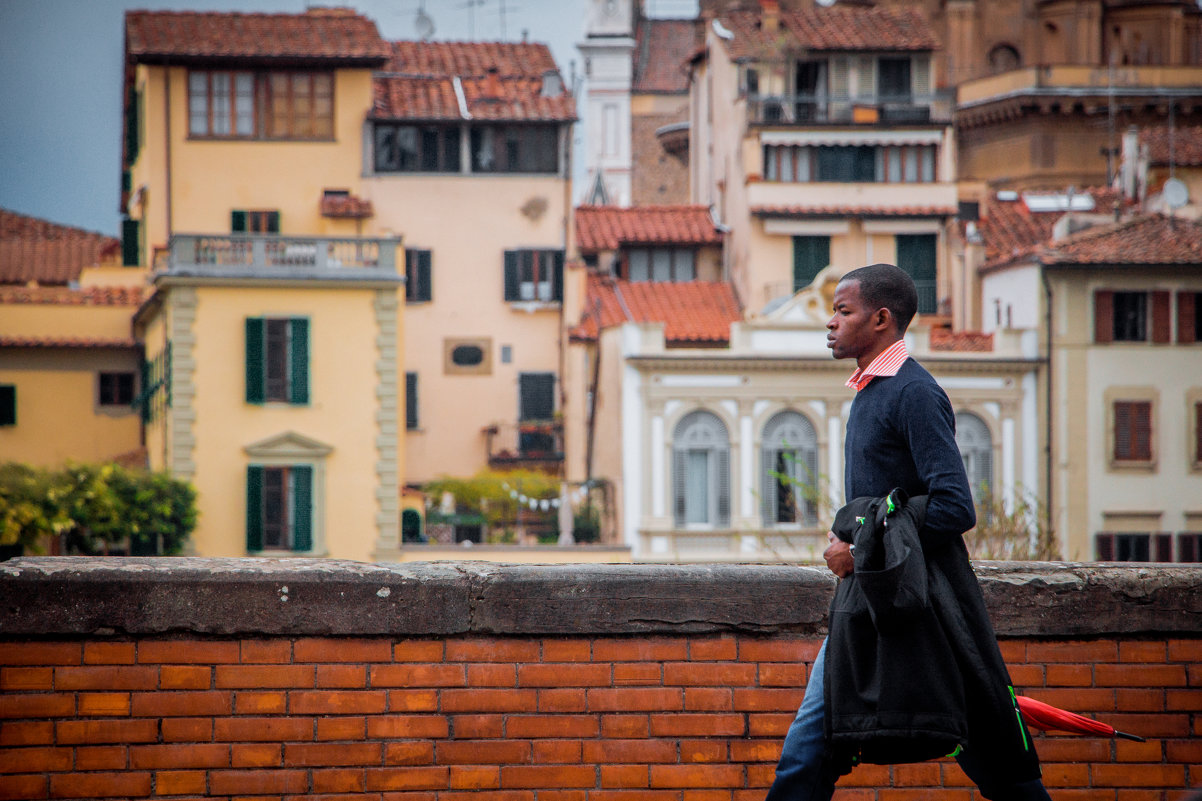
[415,5,435,40]
[1163,177,1189,209]
[816,0,837,6]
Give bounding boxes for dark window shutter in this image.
[1096,533,1114,561]
[289,318,309,405]
[231,210,247,232]
[267,211,280,234]
[1114,400,1152,461]
[0,385,15,426]
[246,466,264,552]
[125,86,141,163]
[503,250,520,301]
[519,373,555,420]
[1178,291,1197,344]
[1178,533,1200,563]
[1195,402,1202,464]
[121,218,140,267]
[896,234,936,314]
[291,466,313,551]
[1154,533,1173,562]
[716,449,730,527]
[1094,290,1114,344]
[792,236,830,292]
[673,449,687,527]
[1151,290,1171,344]
[552,250,565,302]
[402,508,424,542]
[760,448,776,525]
[417,250,432,301]
[406,372,419,430]
[245,318,265,404]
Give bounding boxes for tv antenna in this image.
[414,1,435,40]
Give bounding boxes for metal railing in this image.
[167,234,399,273]
[746,91,953,126]
[484,420,565,469]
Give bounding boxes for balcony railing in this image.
[747,91,953,126]
[484,420,565,472]
[166,234,399,275]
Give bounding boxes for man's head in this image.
[826,263,917,367]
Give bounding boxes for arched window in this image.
[760,411,820,527]
[956,412,993,506]
[672,411,730,527]
[987,44,1020,74]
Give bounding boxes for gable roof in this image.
[1039,214,1202,267]
[633,18,703,94]
[977,188,1120,269]
[575,205,723,252]
[570,274,742,345]
[715,6,937,60]
[0,209,121,286]
[124,8,391,66]
[385,41,557,78]
[1140,125,1202,167]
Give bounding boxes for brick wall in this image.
[1,558,1199,800]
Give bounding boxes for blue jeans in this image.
[765,640,1054,801]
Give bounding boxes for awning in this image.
[760,129,944,147]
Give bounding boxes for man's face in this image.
[826,280,880,361]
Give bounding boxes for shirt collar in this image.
[845,339,909,392]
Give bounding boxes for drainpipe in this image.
[1041,268,1054,554]
[164,60,173,241]
[584,299,602,481]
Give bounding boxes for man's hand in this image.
[823,530,854,578]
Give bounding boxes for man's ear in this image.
[874,307,894,333]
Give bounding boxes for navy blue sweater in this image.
[844,357,976,545]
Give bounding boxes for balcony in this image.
[164,234,400,279]
[746,91,953,127]
[957,64,1202,109]
[484,420,565,473]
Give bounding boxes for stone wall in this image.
[1,558,1199,799]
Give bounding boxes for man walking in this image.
[765,264,1051,800]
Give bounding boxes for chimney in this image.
[483,66,502,99]
[1120,125,1139,202]
[760,0,780,33]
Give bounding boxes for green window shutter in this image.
[231,210,247,232]
[896,234,937,314]
[245,317,265,404]
[406,371,419,430]
[0,385,15,426]
[417,250,432,301]
[402,508,423,542]
[792,236,830,292]
[121,218,141,267]
[291,466,313,552]
[289,318,309,405]
[267,211,280,233]
[503,250,520,301]
[125,86,141,163]
[246,466,264,552]
[552,250,565,301]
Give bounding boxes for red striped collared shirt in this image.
[845,339,909,392]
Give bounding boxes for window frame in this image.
[1106,387,1157,471]
[188,69,334,141]
[672,410,731,529]
[1095,531,1173,562]
[245,317,310,406]
[504,249,564,304]
[406,371,419,431]
[374,123,463,173]
[0,384,15,427]
[470,124,560,174]
[246,464,314,554]
[98,372,137,409]
[405,249,432,303]
[760,410,820,528]
[625,247,697,282]
[443,337,493,376]
[955,411,994,507]
[1188,390,1202,472]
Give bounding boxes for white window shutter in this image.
[914,56,931,97]
[830,57,850,100]
[856,56,874,99]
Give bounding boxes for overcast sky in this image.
[0,0,698,237]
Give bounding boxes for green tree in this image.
[0,463,70,552]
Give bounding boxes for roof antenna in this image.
[414,1,435,40]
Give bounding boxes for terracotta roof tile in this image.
[0,285,145,306]
[1039,214,1202,266]
[0,336,139,349]
[385,40,557,77]
[125,8,391,65]
[633,18,703,94]
[752,205,956,218]
[575,205,723,251]
[571,274,741,344]
[320,192,374,218]
[1140,125,1202,166]
[0,209,121,285]
[717,6,937,60]
[930,329,993,352]
[978,187,1120,268]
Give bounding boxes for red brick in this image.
[650,764,741,789]
[1105,712,1190,738]
[214,716,313,742]
[1092,763,1186,787]
[442,688,537,713]
[1167,688,1202,711]
[690,637,738,661]
[1026,688,1115,713]
[1027,641,1117,663]
[588,687,682,712]
[437,740,532,764]
[1116,687,1166,711]
[542,639,591,662]
[0,774,45,799]
[583,739,677,764]
[1045,664,1091,687]
[130,690,231,717]
[1007,664,1045,687]
[1166,738,1202,763]
[56,718,157,745]
[502,765,597,789]
[130,743,229,769]
[394,640,444,662]
[600,764,649,788]
[208,768,307,794]
[600,715,649,738]
[364,766,449,791]
[737,637,818,663]
[385,740,435,765]
[650,713,746,737]
[892,761,941,786]
[1030,736,1111,762]
[1115,737,1164,762]
[74,745,127,770]
[312,767,366,793]
[215,663,314,689]
[539,688,588,713]
[153,770,206,795]
[614,663,660,686]
[388,689,439,712]
[0,746,72,773]
[294,637,392,663]
[1095,663,1187,688]
[234,690,287,714]
[997,640,1027,662]
[1167,638,1202,662]
[316,664,367,688]
[520,663,610,687]
[467,663,517,687]
[440,792,528,801]
[0,693,74,719]
[684,687,734,711]
[55,664,158,690]
[76,692,130,716]
[161,664,211,690]
[745,763,778,789]
[680,739,726,763]
[507,715,598,739]
[591,791,678,801]
[748,713,793,737]
[730,739,779,763]
[446,638,540,663]
[82,642,136,665]
[880,792,973,801]
[534,739,582,763]
[733,687,805,712]
[0,720,53,746]
[367,714,448,739]
[0,642,80,666]
[760,663,804,687]
[138,640,239,664]
[240,639,292,664]
[230,742,281,768]
[1119,640,1167,662]
[450,765,501,790]
[161,717,213,743]
[444,714,503,738]
[593,639,688,662]
[665,662,756,687]
[371,663,465,688]
[286,741,382,766]
[292,690,387,715]
[316,715,366,740]
[0,667,53,690]
[48,771,151,798]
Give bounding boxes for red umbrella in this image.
[1016,695,1145,742]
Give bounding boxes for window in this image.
[956,412,993,506]
[231,210,280,234]
[792,236,830,292]
[627,248,695,282]
[98,372,136,407]
[406,372,418,430]
[402,508,426,543]
[1194,399,1202,468]
[672,411,730,528]
[1114,292,1147,341]
[189,70,333,140]
[1095,290,1172,343]
[878,57,912,103]
[121,218,141,267]
[1178,532,1202,562]
[444,338,492,375]
[1113,400,1152,462]
[245,317,309,405]
[764,144,935,183]
[471,124,559,173]
[1178,291,1201,344]
[504,249,564,303]
[896,234,937,314]
[760,411,819,527]
[374,124,461,173]
[519,373,557,456]
[405,249,432,302]
[817,146,876,182]
[1095,532,1172,562]
[246,465,312,552]
[0,385,15,426]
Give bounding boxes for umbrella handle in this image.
[1114,731,1145,742]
